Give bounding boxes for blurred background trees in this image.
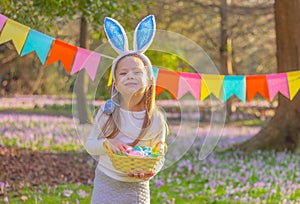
[2,0,300,152]
[0,0,275,98]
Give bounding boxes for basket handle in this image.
[153,141,168,155]
[103,140,113,156]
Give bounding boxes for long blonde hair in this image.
[99,54,156,146]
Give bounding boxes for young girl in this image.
[85,15,168,204]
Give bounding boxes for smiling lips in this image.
[125,82,137,86]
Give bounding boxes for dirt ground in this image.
[0,145,96,193]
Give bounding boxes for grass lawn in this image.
[1,99,299,203]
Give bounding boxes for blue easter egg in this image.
[134,146,143,151]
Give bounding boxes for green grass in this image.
[0,104,72,116]
[5,184,92,204]
[228,119,267,127]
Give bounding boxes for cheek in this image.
[140,74,149,85]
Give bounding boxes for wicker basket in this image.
[103,141,166,174]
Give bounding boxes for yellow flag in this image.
[200,77,210,101]
[287,71,300,100]
[107,69,113,86]
[0,19,30,54]
[200,74,224,101]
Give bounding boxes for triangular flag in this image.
[266,73,289,100]
[70,48,101,81]
[177,72,201,99]
[223,76,246,102]
[20,29,54,64]
[152,67,159,85]
[107,69,113,86]
[0,19,30,54]
[246,75,270,102]
[45,39,78,73]
[200,74,224,101]
[287,71,300,100]
[155,69,180,99]
[0,14,7,32]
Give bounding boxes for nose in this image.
[125,71,134,79]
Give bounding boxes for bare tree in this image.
[237,0,300,153]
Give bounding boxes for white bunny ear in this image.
[104,17,129,54]
[133,15,156,53]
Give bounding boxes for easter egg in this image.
[133,146,143,151]
[129,150,144,157]
[149,152,160,158]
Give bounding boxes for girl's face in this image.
[115,56,149,97]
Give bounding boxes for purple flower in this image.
[63,190,73,197]
[155,180,164,188]
[76,189,88,199]
[254,181,264,188]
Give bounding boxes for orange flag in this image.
[45,39,78,73]
[155,69,180,99]
[246,75,270,102]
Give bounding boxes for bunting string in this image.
[0,14,300,102]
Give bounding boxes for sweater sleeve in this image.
[84,105,108,156]
[150,112,168,175]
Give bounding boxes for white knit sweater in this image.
[85,104,167,182]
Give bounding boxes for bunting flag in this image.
[0,19,30,54]
[152,67,159,84]
[223,76,246,102]
[287,71,300,100]
[266,73,289,100]
[45,39,78,74]
[246,75,270,102]
[1,13,300,103]
[155,69,180,98]
[20,29,54,64]
[0,14,7,31]
[200,74,224,101]
[70,48,101,81]
[107,69,113,86]
[177,72,201,100]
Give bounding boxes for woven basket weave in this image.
[103,141,166,174]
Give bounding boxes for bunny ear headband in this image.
[102,15,156,114]
[104,15,156,83]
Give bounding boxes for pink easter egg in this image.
[129,151,144,157]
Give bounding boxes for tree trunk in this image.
[75,15,92,124]
[237,0,300,153]
[220,0,233,117]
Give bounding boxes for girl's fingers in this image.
[139,169,144,178]
[127,170,154,180]
[133,169,138,177]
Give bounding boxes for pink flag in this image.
[70,47,101,81]
[266,73,289,100]
[0,14,7,32]
[177,72,201,99]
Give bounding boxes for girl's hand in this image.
[128,169,154,180]
[107,138,130,154]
